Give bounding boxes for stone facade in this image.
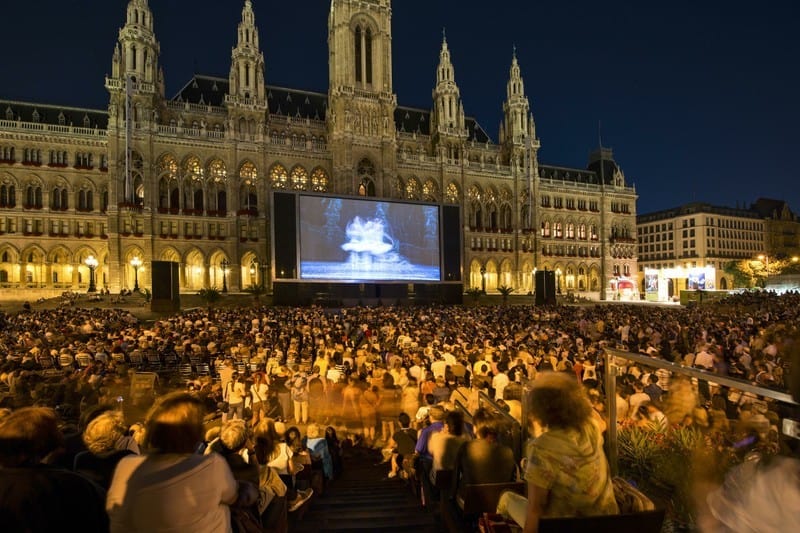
[0,0,638,299]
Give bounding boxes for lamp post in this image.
[85,255,98,293]
[221,259,229,293]
[556,267,562,294]
[757,254,770,288]
[249,259,257,286]
[480,267,487,294]
[130,256,142,292]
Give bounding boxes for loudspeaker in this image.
[273,192,297,279]
[535,270,556,306]
[442,205,462,281]
[151,261,180,312]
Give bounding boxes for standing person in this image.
[359,384,379,446]
[378,373,400,445]
[290,372,309,425]
[224,372,246,421]
[250,372,269,427]
[341,375,362,433]
[106,392,257,532]
[496,372,618,532]
[271,367,291,422]
[0,407,109,533]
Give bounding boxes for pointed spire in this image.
[227,0,267,108]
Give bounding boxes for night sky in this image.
[2,0,796,215]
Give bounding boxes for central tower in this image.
[328,0,397,196]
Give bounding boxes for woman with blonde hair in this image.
[497,372,618,532]
[106,392,257,532]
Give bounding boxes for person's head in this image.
[253,417,280,464]
[306,423,322,439]
[428,406,445,423]
[528,371,592,430]
[398,412,411,428]
[325,426,338,441]
[472,407,500,439]
[82,409,128,455]
[0,407,64,467]
[142,392,206,454]
[444,410,464,437]
[219,419,249,452]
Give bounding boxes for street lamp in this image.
[249,259,257,286]
[480,267,487,294]
[555,267,562,294]
[85,255,98,293]
[221,259,229,293]
[757,254,770,287]
[130,256,142,292]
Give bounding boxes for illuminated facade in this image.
[636,202,768,295]
[0,0,638,298]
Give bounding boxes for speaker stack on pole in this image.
[150,261,180,312]
[535,270,556,306]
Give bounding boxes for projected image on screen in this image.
[299,196,441,281]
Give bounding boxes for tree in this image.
[497,285,515,304]
[198,287,221,309]
[723,260,757,288]
[243,283,267,304]
[465,287,483,305]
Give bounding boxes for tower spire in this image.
[227,0,266,108]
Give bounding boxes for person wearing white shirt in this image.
[492,364,510,401]
[224,373,246,421]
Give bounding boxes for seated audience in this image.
[0,406,109,532]
[106,392,257,532]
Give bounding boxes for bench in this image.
[458,481,526,516]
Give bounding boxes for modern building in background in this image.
[636,199,800,300]
[0,0,637,300]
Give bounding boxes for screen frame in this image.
[271,191,457,284]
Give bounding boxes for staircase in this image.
[291,446,442,532]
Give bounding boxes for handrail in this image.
[605,348,798,405]
[603,347,798,476]
[452,398,472,422]
[478,390,519,427]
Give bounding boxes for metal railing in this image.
[603,347,798,475]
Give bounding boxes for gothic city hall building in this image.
[0,0,637,300]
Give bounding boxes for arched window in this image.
[354,24,374,86]
[365,28,373,85]
[354,26,362,83]
[357,158,375,197]
[445,182,459,204]
[405,177,420,200]
[0,184,16,208]
[270,164,288,189]
[311,168,329,192]
[290,166,308,190]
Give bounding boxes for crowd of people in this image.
[0,289,799,531]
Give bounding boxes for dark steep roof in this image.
[750,198,795,220]
[394,106,491,143]
[539,164,601,185]
[0,100,108,129]
[174,75,491,139]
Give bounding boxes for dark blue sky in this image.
[2,0,796,215]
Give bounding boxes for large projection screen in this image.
[299,195,441,282]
